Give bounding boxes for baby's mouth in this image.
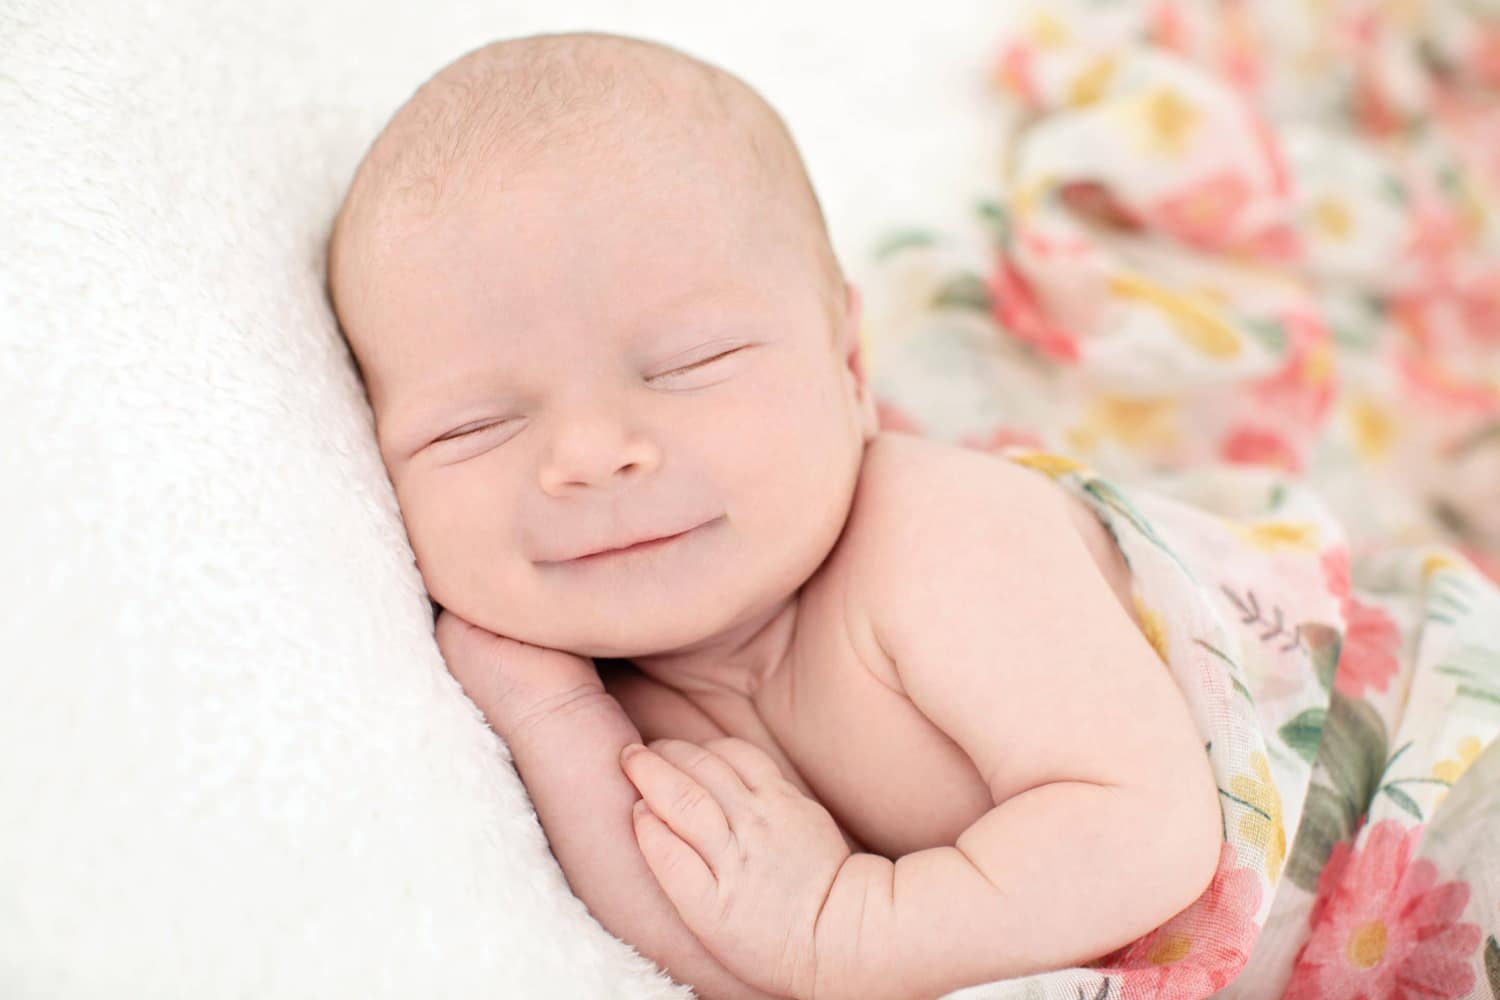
[559,518,715,565]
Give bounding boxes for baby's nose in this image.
[537,415,661,495]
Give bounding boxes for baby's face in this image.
[342,151,877,659]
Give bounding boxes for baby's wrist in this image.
[810,853,897,1000]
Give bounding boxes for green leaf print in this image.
[1301,623,1342,694]
[1081,478,1195,579]
[931,273,993,313]
[872,228,940,260]
[1279,707,1327,766]
[1436,644,1500,708]
[1242,317,1287,356]
[1285,783,1348,893]
[975,199,1011,249]
[1485,936,1499,998]
[1381,784,1423,821]
[1320,690,1389,824]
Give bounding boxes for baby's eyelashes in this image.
[649,347,744,384]
[436,418,509,442]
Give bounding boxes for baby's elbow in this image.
[1154,760,1224,920]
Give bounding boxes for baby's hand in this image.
[621,737,852,998]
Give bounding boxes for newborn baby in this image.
[326,31,1221,1000]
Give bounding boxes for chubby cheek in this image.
[396,466,531,625]
[707,374,848,523]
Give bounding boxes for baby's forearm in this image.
[813,782,1217,999]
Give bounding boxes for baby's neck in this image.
[626,594,800,700]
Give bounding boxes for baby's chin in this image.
[446,598,721,661]
[553,618,720,661]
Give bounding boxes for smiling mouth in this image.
[568,523,706,563]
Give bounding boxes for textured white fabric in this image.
[0,0,1001,995]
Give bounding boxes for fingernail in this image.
[633,799,649,816]
[621,743,645,762]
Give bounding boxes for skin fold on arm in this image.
[434,611,787,1000]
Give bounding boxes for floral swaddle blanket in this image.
[946,449,1500,999]
[852,2,1500,996]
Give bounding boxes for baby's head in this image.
[327,31,878,662]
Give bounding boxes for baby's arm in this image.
[812,463,1222,998]
[433,612,785,1000]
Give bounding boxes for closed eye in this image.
[434,419,508,443]
[431,348,743,446]
[650,347,743,382]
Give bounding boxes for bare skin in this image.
[437,432,1221,998]
[337,34,1220,999]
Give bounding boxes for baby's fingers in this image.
[621,744,734,876]
[630,800,720,931]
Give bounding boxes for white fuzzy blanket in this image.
[0,0,1004,995]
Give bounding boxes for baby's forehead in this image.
[330,34,839,382]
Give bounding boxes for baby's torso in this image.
[620,434,1144,861]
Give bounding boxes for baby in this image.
[325,31,1221,1000]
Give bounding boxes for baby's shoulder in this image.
[831,433,1079,678]
[854,431,1056,506]
[843,431,1066,561]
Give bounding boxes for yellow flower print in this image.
[1107,272,1242,358]
[1068,55,1118,107]
[1231,751,1287,883]
[1229,520,1321,552]
[1085,395,1181,450]
[1346,395,1394,462]
[1146,933,1194,965]
[1421,552,1461,582]
[1382,0,1426,28]
[1123,87,1201,158]
[1013,175,1054,223]
[1456,173,1488,241]
[1304,336,1335,386]
[1064,424,1100,455]
[1026,10,1071,49]
[1429,736,1484,813]
[1312,197,1354,241]
[1133,595,1169,664]
[1008,450,1086,478]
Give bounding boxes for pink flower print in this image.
[1219,2,1263,100]
[958,424,1045,452]
[874,398,925,435]
[1458,544,1500,587]
[1149,0,1190,57]
[1403,201,1466,289]
[991,41,1039,106]
[1151,171,1253,252]
[1318,547,1400,698]
[1088,841,1263,999]
[1238,220,1302,262]
[1249,309,1336,429]
[1059,180,1147,236]
[1394,348,1500,415]
[1458,268,1500,346]
[986,259,1082,362]
[1321,547,1353,605]
[1221,425,1302,473]
[1283,819,1483,1000]
[1248,103,1292,200]
[1476,28,1500,90]
[1335,596,1401,699]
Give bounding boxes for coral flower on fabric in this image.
[1282,819,1483,1000]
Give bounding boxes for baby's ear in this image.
[841,283,879,443]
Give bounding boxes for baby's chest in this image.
[753,632,996,862]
